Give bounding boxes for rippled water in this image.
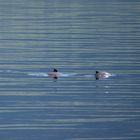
[0,0,140,140]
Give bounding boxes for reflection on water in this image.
[0,0,140,140]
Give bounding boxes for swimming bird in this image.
[95,71,111,80]
[48,69,62,79]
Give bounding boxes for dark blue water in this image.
[0,0,140,140]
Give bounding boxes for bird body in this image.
[48,69,62,79]
[95,71,111,80]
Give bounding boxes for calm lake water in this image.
[0,0,140,140]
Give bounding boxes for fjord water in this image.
[0,0,140,139]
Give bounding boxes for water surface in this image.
[0,0,140,140]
